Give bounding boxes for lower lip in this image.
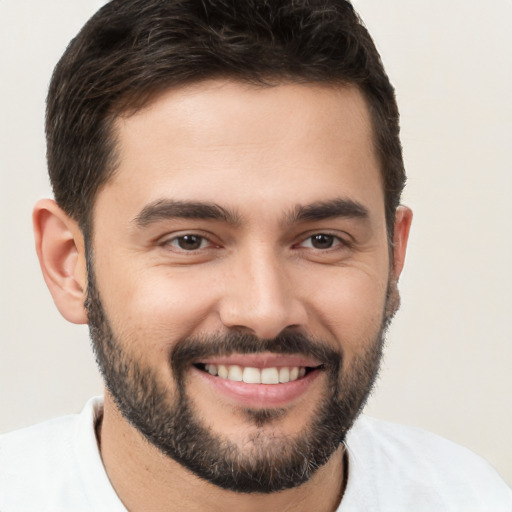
[192,366,323,408]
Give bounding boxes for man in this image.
[0,0,510,510]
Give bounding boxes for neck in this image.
[98,394,347,512]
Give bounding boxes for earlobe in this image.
[392,206,413,280]
[33,199,88,324]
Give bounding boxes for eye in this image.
[166,234,210,251]
[299,233,342,250]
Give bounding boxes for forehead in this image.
[97,80,384,226]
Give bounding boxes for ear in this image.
[33,199,88,324]
[391,206,413,280]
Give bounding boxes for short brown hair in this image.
[46,0,405,238]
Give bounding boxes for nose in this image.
[218,247,307,339]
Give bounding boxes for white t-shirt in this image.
[1,397,510,511]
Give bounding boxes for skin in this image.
[33,80,412,511]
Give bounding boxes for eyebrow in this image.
[134,197,369,229]
[134,199,241,227]
[286,198,370,224]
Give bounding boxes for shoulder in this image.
[341,415,512,512]
[0,412,79,477]
[0,397,122,512]
[0,411,82,510]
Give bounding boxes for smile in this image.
[199,364,316,384]
[192,356,325,407]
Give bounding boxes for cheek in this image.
[93,261,221,363]
[301,266,389,356]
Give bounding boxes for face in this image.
[86,81,399,492]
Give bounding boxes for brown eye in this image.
[310,234,335,249]
[175,235,205,250]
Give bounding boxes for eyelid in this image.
[168,235,210,250]
[294,230,352,249]
[158,230,220,251]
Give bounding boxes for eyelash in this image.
[296,233,348,251]
[162,233,217,252]
[161,232,349,253]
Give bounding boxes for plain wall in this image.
[0,0,511,485]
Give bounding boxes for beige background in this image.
[1,0,511,485]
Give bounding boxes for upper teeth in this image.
[204,364,307,384]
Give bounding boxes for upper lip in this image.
[197,352,323,368]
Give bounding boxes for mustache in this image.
[170,331,342,376]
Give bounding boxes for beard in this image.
[85,258,398,494]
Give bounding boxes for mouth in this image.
[195,363,321,384]
[191,354,326,408]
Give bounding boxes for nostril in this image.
[218,289,308,340]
